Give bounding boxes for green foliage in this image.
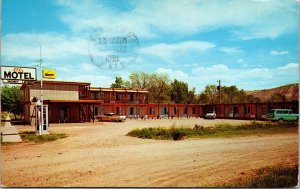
[127,72,171,104]
[19,131,67,143]
[221,164,298,188]
[110,76,126,88]
[127,121,298,140]
[150,73,171,104]
[170,79,188,103]
[199,85,263,104]
[268,92,287,103]
[128,72,156,89]
[187,88,196,104]
[1,86,23,119]
[200,85,218,104]
[248,165,298,188]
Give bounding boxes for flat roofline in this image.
[90,87,149,93]
[44,100,103,104]
[36,80,91,85]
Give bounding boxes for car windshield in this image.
[268,110,275,114]
[207,111,214,114]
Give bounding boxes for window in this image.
[116,93,121,101]
[282,110,288,114]
[184,107,188,114]
[245,106,251,114]
[130,93,134,101]
[174,107,177,114]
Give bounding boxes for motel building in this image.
[22,80,201,125]
[21,80,298,125]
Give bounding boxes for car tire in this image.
[278,118,284,123]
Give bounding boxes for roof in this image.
[36,80,90,85]
[43,99,103,104]
[90,87,149,93]
[21,80,91,89]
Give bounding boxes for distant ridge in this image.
[245,83,299,102]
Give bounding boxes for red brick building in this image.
[21,80,298,125]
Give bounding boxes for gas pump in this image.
[32,96,49,135]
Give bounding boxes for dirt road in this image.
[1,118,298,187]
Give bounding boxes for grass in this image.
[220,164,299,188]
[127,121,298,140]
[19,131,68,144]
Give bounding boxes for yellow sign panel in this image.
[43,69,56,79]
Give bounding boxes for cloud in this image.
[55,0,298,39]
[155,68,189,81]
[220,47,242,53]
[186,62,298,91]
[140,41,215,62]
[2,33,88,61]
[270,50,289,55]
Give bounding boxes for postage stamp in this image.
[88,28,139,71]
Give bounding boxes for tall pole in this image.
[39,45,43,135]
[217,80,221,104]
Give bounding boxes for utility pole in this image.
[217,80,221,104]
[39,45,43,135]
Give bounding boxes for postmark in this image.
[88,28,139,71]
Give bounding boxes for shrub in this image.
[19,131,68,143]
[127,121,298,141]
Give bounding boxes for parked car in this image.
[266,109,298,123]
[205,111,216,119]
[96,113,126,122]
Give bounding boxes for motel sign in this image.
[1,66,37,82]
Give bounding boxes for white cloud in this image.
[140,41,215,62]
[220,47,242,53]
[270,50,289,55]
[55,0,298,39]
[194,63,298,90]
[2,33,88,61]
[155,68,189,81]
[277,63,298,69]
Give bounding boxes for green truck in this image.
[266,109,298,123]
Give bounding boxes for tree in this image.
[198,93,209,104]
[110,76,126,88]
[1,85,23,119]
[199,85,218,104]
[268,92,287,103]
[246,94,261,103]
[127,72,171,117]
[170,79,188,103]
[187,88,196,104]
[149,73,171,104]
[129,72,156,89]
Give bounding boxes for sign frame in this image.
[0,66,37,81]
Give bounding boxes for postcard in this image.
[1,0,299,187]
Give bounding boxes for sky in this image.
[2,0,299,93]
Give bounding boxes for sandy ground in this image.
[1,118,298,187]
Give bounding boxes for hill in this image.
[245,83,299,102]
